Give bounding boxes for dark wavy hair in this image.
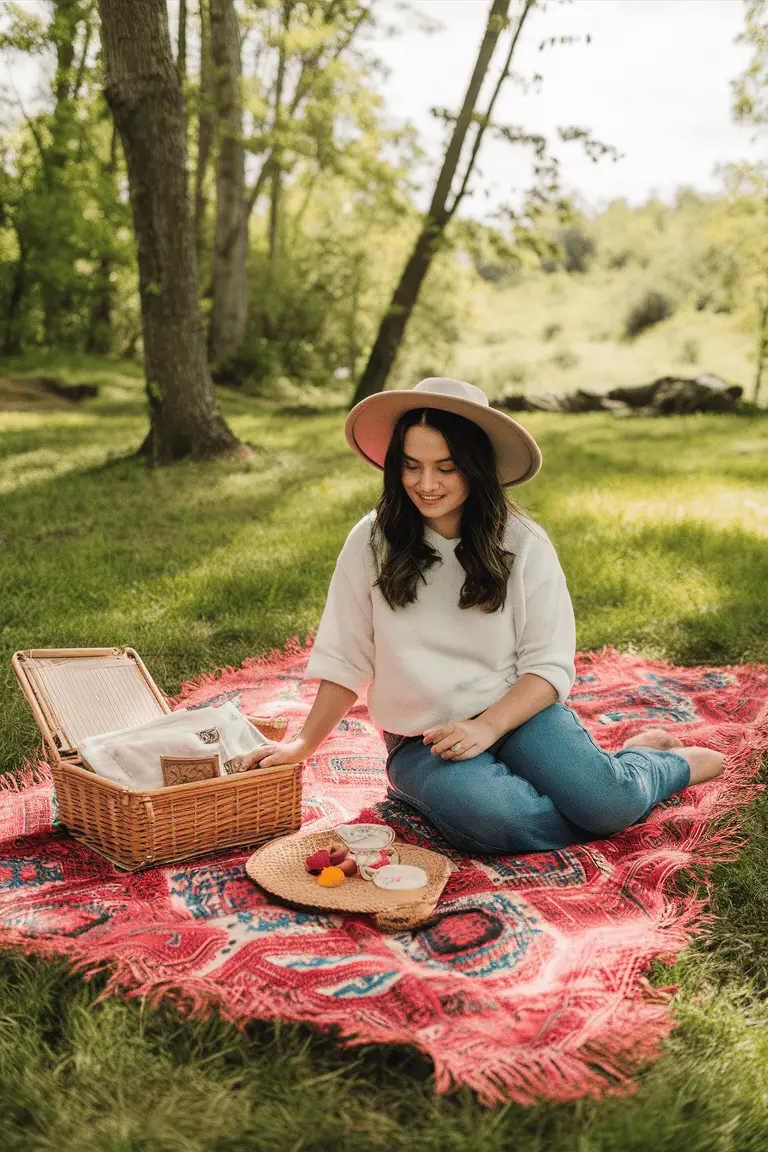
[370,407,523,613]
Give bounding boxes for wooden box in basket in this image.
[12,647,302,871]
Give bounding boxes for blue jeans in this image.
[385,703,691,855]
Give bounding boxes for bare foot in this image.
[677,746,725,786]
[622,727,685,751]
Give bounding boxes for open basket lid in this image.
[12,647,170,763]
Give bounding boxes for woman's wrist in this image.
[294,679,358,758]
[293,731,318,756]
[478,675,559,741]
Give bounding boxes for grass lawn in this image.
[1,359,768,1151]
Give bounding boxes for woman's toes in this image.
[622,727,685,751]
[678,746,725,786]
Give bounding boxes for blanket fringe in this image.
[170,632,316,706]
[0,756,52,793]
[1,649,767,1108]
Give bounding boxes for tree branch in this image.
[220,0,369,259]
[447,0,536,219]
[7,71,48,176]
[72,16,94,100]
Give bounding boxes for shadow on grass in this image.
[527,414,768,486]
[546,509,768,664]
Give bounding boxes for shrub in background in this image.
[550,347,580,369]
[555,227,596,273]
[623,287,675,339]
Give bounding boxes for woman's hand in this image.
[422,718,497,761]
[238,737,311,771]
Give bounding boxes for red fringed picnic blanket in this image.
[1,641,767,1107]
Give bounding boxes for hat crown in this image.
[413,377,489,408]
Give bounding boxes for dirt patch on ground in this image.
[0,377,78,412]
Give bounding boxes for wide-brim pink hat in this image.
[344,377,542,487]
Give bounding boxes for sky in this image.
[2,0,764,222]
[366,0,766,219]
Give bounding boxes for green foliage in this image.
[732,0,768,127]
[0,0,136,356]
[0,368,767,1147]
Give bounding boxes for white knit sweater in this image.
[303,510,576,736]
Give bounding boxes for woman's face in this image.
[401,423,470,528]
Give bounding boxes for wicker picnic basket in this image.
[12,647,302,871]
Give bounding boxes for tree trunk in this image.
[267,0,291,268]
[99,0,241,462]
[42,0,81,346]
[208,0,248,362]
[84,252,114,354]
[3,232,28,357]
[263,0,292,339]
[349,0,511,406]
[347,258,361,386]
[177,0,187,75]
[85,125,118,355]
[754,288,768,405]
[194,0,215,264]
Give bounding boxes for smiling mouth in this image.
[417,494,444,502]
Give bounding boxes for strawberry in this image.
[305,849,331,874]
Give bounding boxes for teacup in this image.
[334,823,395,852]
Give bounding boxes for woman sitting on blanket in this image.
[240,378,724,855]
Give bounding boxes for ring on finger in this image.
[451,741,462,752]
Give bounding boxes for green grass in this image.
[1,362,768,1151]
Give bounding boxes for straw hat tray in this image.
[247,828,456,931]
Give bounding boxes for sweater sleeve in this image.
[303,528,375,697]
[514,530,576,705]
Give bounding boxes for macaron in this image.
[317,866,346,888]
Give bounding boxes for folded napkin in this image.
[78,702,267,790]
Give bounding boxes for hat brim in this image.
[344,390,542,487]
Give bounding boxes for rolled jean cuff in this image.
[654,748,692,795]
[617,746,692,824]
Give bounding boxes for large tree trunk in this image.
[349,0,512,406]
[99,0,241,462]
[208,0,248,362]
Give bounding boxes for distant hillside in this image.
[434,182,764,404]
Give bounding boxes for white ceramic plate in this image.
[372,864,428,891]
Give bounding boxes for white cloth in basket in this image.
[78,703,267,790]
